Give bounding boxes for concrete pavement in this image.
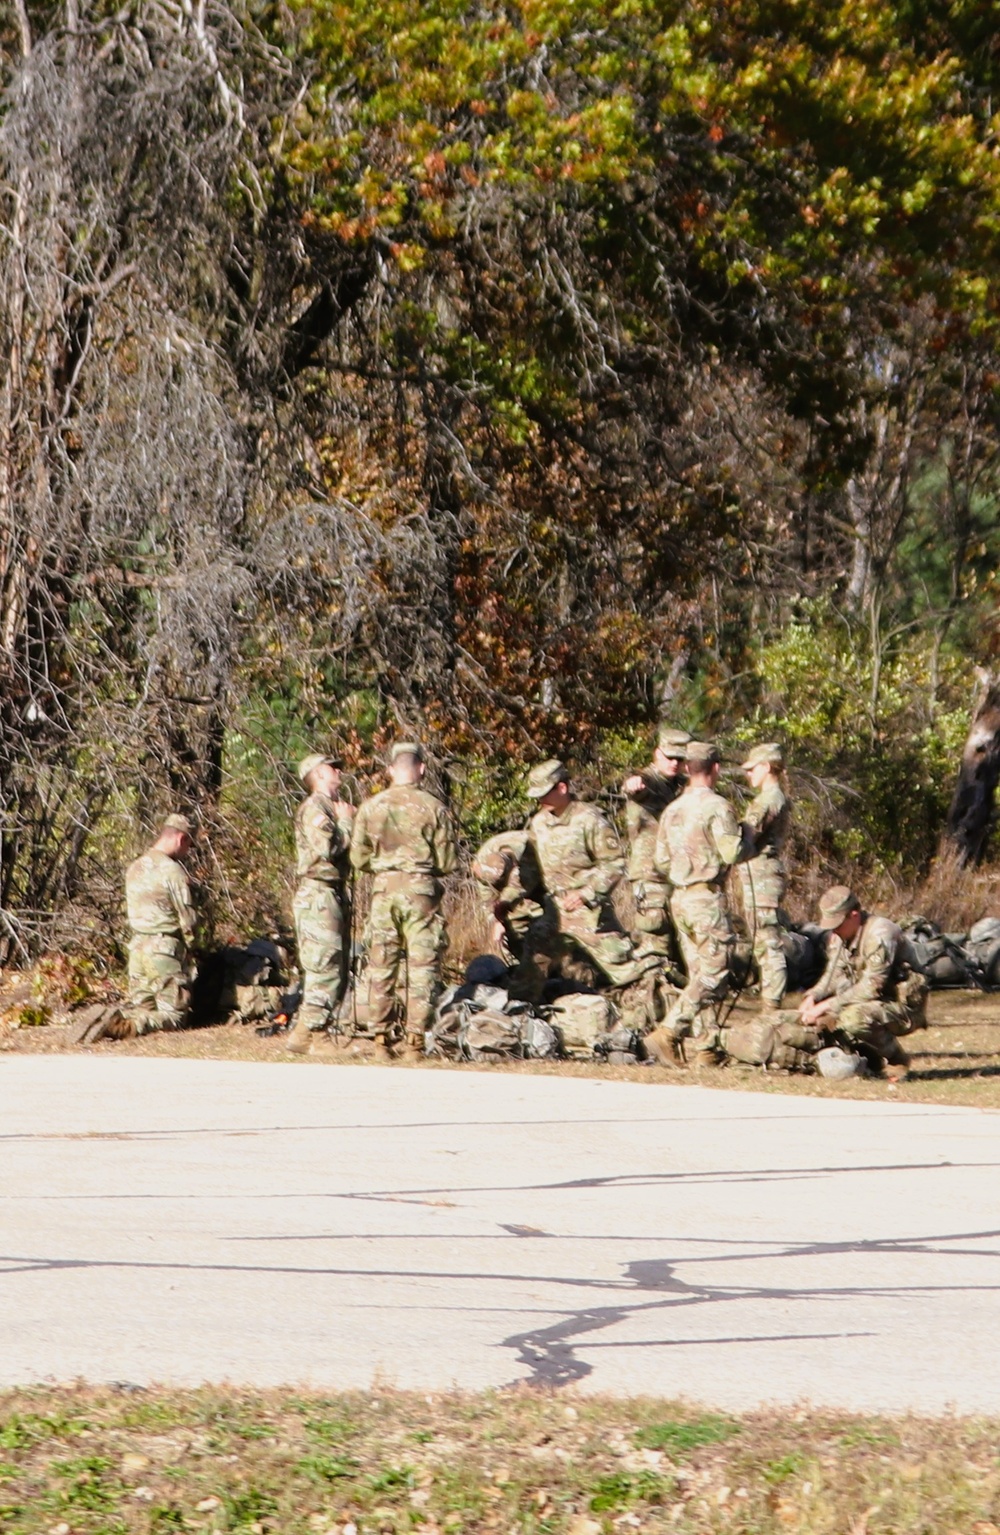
[1,1054,998,1410]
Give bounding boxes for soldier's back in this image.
[659,786,738,886]
[126,850,187,934]
[357,784,450,875]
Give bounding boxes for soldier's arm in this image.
[169,866,197,948]
[710,802,744,868]
[301,798,338,863]
[334,802,356,847]
[652,813,672,880]
[432,807,458,877]
[349,803,374,873]
[583,811,625,902]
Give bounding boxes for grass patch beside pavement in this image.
[0,1387,998,1535]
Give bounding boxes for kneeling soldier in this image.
[125,814,197,1033]
[796,886,928,1080]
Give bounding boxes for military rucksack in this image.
[546,991,617,1059]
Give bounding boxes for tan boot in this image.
[285,1017,314,1055]
[642,1027,685,1066]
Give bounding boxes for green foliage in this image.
[634,1415,740,1455]
[221,1485,279,1529]
[589,1469,670,1511]
[298,1453,360,1482]
[762,1453,809,1485]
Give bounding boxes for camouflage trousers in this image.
[834,1000,923,1068]
[664,884,734,1043]
[367,878,446,1040]
[547,896,645,989]
[293,878,347,1032]
[630,880,680,967]
[738,868,787,1007]
[128,933,191,1033]
[500,903,557,1005]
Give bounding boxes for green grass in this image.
[0,1387,998,1534]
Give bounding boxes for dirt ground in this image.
[4,983,1000,1109]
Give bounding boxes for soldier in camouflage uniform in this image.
[287,753,355,1055]
[647,742,742,1061]
[525,760,646,989]
[125,813,197,1033]
[622,726,689,966]
[470,829,552,1000]
[351,742,456,1057]
[794,886,928,1080]
[738,742,792,1009]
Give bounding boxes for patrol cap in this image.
[741,741,784,770]
[297,752,342,784]
[526,758,569,799]
[657,725,691,757]
[389,740,424,764]
[817,884,861,930]
[162,813,193,835]
[684,741,721,769]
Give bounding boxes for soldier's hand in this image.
[562,890,585,911]
[334,800,355,820]
[491,919,506,946]
[622,774,644,794]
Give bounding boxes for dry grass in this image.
[6,988,1000,1109]
[0,1384,998,1535]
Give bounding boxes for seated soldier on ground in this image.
[792,885,928,1081]
[525,759,655,994]
[470,829,553,1002]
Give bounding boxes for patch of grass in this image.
[634,1413,740,1454]
[298,1452,359,1483]
[589,1469,670,1511]
[0,1387,999,1535]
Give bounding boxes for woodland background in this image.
[2,0,1000,961]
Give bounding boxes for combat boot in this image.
[285,1016,315,1055]
[642,1026,685,1066]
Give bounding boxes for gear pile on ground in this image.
[903,917,1000,990]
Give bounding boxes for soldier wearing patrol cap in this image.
[649,742,742,1061]
[124,813,198,1033]
[286,753,356,1055]
[738,742,792,1009]
[525,759,646,988]
[794,885,927,1080]
[621,725,690,965]
[350,742,456,1058]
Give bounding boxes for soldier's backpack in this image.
[782,924,828,992]
[593,1026,644,1065]
[817,1045,867,1079]
[902,918,970,988]
[966,918,1000,987]
[458,1009,525,1061]
[546,991,618,1059]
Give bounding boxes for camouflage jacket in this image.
[350,784,456,886]
[125,849,196,945]
[528,799,625,908]
[294,792,354,886]
[738,781,791,906]
[625,769,685,885]
[653,785,742,888]
[811,914,920,1015]
[471,830,543,914]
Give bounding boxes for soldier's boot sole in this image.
[71,1006,134,1045]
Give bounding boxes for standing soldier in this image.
[621,726,690,965]
[649,742,742,1063]
[738,743,792,1011]
[124,814,198,1033]
[526,760,644,988]
[286,753,355,1055]
[351,742,456,1058]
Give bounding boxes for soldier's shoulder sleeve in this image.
[166,860,197,943]
[349,797,375,870]
[432,795,458,875]
[710,794,743,866]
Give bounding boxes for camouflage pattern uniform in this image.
[526,760,644,988]
[293,783,354,1032]
[738,746,792,1007]
[471,830,553,999]
[125,839,196,1033]
[624,727,689,964]
[351,761,456,1045]
[808,909,927,1068]
[654,754,742,1047]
